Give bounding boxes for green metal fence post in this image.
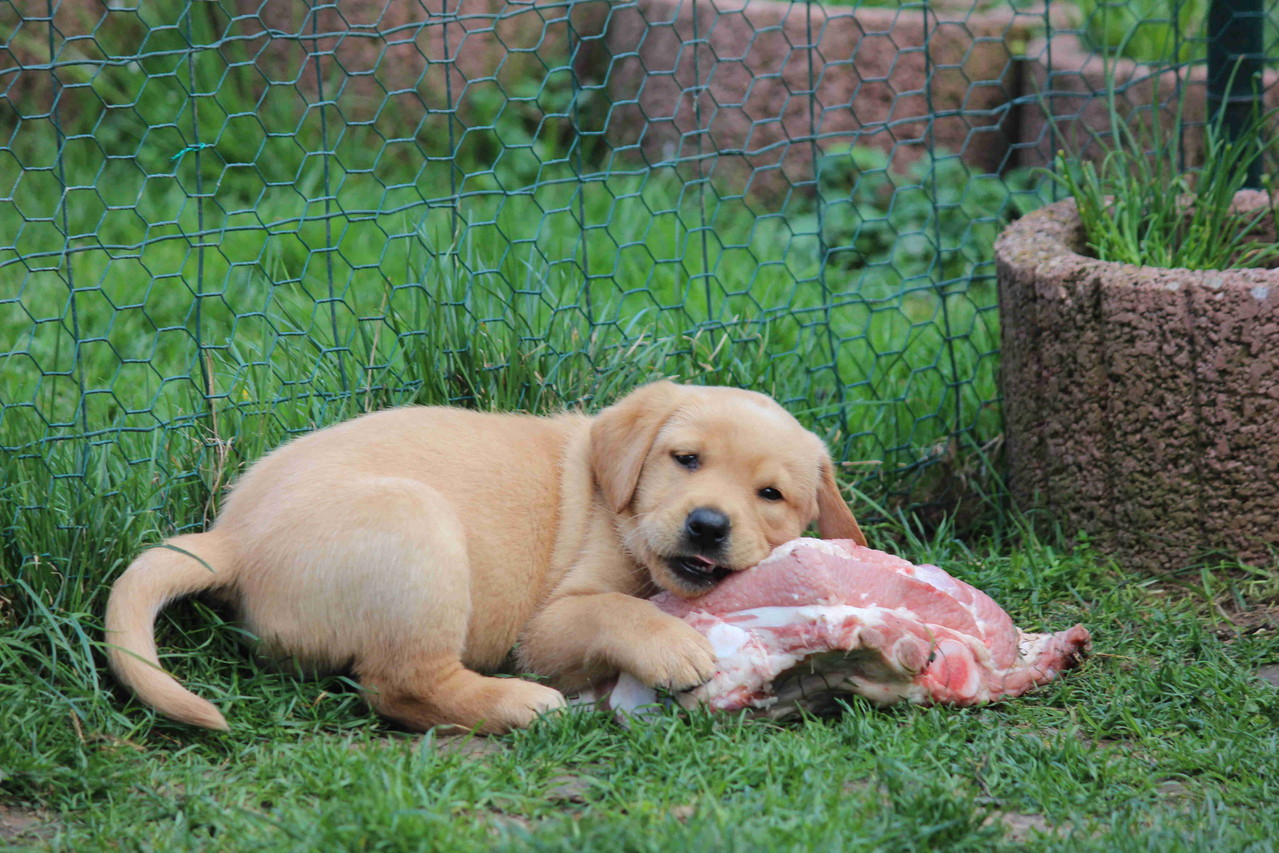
[1207,0,1265,188]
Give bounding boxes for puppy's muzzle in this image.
[666,555,732,589]
[684,506,730,552]
[665,507,734,591]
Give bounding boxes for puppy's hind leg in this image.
[361,655,566,735]
[333,477,565,734]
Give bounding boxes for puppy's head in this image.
[590,381,865,598]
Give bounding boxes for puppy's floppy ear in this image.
[590,381,683,514]
[816,454,867,545]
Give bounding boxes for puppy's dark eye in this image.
[759,487,784,502]
[673,453,700,471]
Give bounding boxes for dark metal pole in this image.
[1207,0,1265,188]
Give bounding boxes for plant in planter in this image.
[996,89,1279,571]
[1052,93,1279,269]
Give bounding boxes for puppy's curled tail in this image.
[105,531,237,731]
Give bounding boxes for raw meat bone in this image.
[604,538,1091,718]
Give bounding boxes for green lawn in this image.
[4,518,1278,850]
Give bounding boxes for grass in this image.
[816,0,1273,67]
[1079,0,1279,64]
[1078,0,1209,63]
[4,6,1277,850]
[2,45,1019,552]
[804,0,1272,66]
[3,515,1278,850]
[0,146,1011,569]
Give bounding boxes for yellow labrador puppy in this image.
[105,381,865,733]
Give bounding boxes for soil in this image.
[0,803,58,846]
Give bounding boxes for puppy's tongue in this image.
[690,555,717,569]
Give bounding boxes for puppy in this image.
[105,381,866,733]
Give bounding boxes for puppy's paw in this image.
[626,621,718,693]
[486,680,568,733]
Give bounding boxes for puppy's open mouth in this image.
[666,555,732,588]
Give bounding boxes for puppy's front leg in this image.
[519,592,717,695]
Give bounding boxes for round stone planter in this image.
[995,191,1279,570]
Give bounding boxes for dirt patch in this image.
[488,812,535,836]
[1256,665,1279,688]
[668,804,697,822]
[480,773,604,839]
[842,777,889,800]
[544,774,594,804]
[1214,605,1279,650]
[0,803,58,845]
[985,811,1064,843]
[1155,780,1195,803]
[427,734,508,760]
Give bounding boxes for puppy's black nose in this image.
[685,507,731,550]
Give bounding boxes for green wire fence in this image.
[0,1,1274,578]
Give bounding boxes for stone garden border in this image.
[995,191,1279,570]
[603,0,1045,202]
[10,2,1274,201]
[0,1,608,122]
[1016,31,1279,170]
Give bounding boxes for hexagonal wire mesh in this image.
[0,1,1274,578]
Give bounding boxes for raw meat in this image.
[601,538,1091,718]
